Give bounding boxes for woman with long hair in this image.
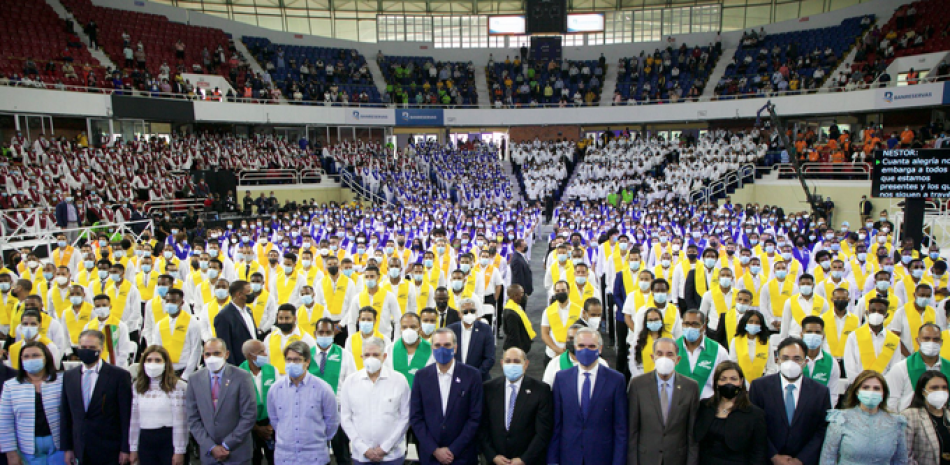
[630,307,671,377]
[903,370,950,465]
[820,370,908,464]
[129,346,188,465]
[0,341,64,464]
[728,310,773,384]
[694,361,767,464]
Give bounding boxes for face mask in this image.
[19,325,39,340]
[799,284,813,296]
[110,273,122,282]
[781,252,793,261]
[164,302,181,314]
[421,322,436,335]
[164,251,174,259]
[717,383,741,400]
[210,287,228,300]
[69,295,84,306]
[354,319,377,336]
[927,391,950,409]
[424,259,434,269]
[629,261,641,271]
[683,327,701,343]
[555,292,569,304]
[22,358,45,375]
[94,306,111,318]
[704,258,717,268]
[654,356,675,375]
[144,362,166,378]
[719,277,733,288]
[736,303,750,314]
[363,356,382,374]
[98,270,109,280]
[883,265,895,273]
[857,390,883,408]
[653,293,668,305]
[433,347,455,364]
[251,282,263,292]
[388,269,401,280]
[316,336,334,349]
[342,269,354,278]
[802,333,823,350]
[575,348,600,366]
[503,363,524,381]
[84,260,95,270]
[155,285,170,298]
[687,253,698,261]
[744,323,760,335]
[639,281,651,292]
[462,312,478,325]
[204,356,226,372]
[75,348,100,365]
[588,317,602,329]
[876,281,890,292]
[286,362,305,378]
[780,360,802,380]
[868,312,886,326]
[255,355,271,367]
[460,264,471,273]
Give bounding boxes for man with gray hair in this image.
[267,340,340,465]
[340,336,411,464]
[449,297,495,381]
[675,309,729,399]
[542,323,608,386]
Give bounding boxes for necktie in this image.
[212,375,220,410]
[82,369,94,411]
[319,350,327,374]
[439,312,445,328]
[506,383,518,430]
[785,384,796,424]
[581,372,591,418]
[659,381,670,424]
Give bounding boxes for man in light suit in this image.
[548,327,628,465]
[478,347,553,465]
[449,297,496,381]
[749,337,831,465]
[214,280,258,366]
[186,338,258,465]
[627,337,699,465]
[409,328,483,465]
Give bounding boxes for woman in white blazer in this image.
[0,340,64,465]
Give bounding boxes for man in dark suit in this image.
[450,297,495,381]
[749,337,831,465]
[627,337,699,465]
[54,195,82,242]
[410,328,483,465]
[186,338,258,465]
[214,280,258,366]
[509,239,533,308]
[548,327,628,465]
[0,363,15,465]
[434,287,461,329]
[502,284,534,353]
[61,329,133,465]
[683,248,720,311]
[479,347,553,465]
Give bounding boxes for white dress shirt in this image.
[460,325,473,364]
[340,366,411,461]
[779,374,803,409]
[577,362,599,404]
[437,361,456,415]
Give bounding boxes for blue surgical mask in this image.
[902,255,913,264]
[912,269,925,279]
[802,333,823,350]
[857,390,883,408]
[156,285,169,297]
[646,320,663,332]
[460,264,471,273]
[255,355,270,367]
[285,362,305,378]
[359,321,375,334]
[251,282,263,292]
[316,336,333,349]
[704,258,716,268]
[141,264,152,273]
[433,346,455,364]
[43,272,53,281]
[70,296,84,305]
[745,324,761,335]
[503,363,524,381]
[342,269,354,277]
[214,289,229,300]
[110,273,122,282]
[775,270,788,279]
[365,279,377,288]
[575,348,600,366]
[301,295,314,305]
[22,358,45,374]
[164,303,180,314]
[683,327,701,342]
[424,259,434,268]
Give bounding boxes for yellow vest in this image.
[767,278,795,318]
[348,330,383,369]
[381,280,411,314]
[250,290,270,327]
[275,271,299,305]
[735,335,769,380]
[544,302,581,343]
[790,295,827,327]
[9,336,53,369]
[902,302,936,351]
[321,275,350,315]
[740,273,763,306]
[206,298,230,337]
[137,271,159,303]
[53,246,76,268]
[157,312,192,363]
[106,279,133,322]
[854,325,900,373]
[63,303,94,345]
[49,285,73,318]
[822,310,859,358]
[297,303,327,335]
[268,331,302,374]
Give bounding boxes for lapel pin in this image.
[526,389,532,394]
[455,377,461,383]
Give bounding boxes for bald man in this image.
[478,348,553,465]
[502,284,536,353]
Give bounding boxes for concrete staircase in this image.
[502,160,524,202]
[46,0,117,70]
[233,39,267,77]
[701,46,737,99]
[822,17,886,90]
[474,65,490,108]
[599,63,619,106]
[367,59,389,99]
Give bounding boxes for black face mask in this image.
[555,292,569,303]
[76,348,100,365]
[436,300,448,310]
[397,240,406,247]
[269,258,278,265]
[191,261,200,270]
[246,292,257,304]
[833,300,849,310]
[327,265,339,275]
[687,253,698,261]
[566,340,576,355]
[717,383,741,400]
[276,322,294,333]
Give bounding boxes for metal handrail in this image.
[770,162,871,179]
[299,169,327,183]
[143,198,207,213]
[340,170,392,206]
[237,169,300,185]
[3,72,947,109]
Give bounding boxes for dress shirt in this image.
[81,359,102,399]
[437,361,456,415]
[461,324,473,364]
[267,373,340,465]
[656,373,675,410]
[504,377,524,423]
[340,367,411,461]
[239,305,257,336]
[577,362,599,404]
[779,375,803,409]
[844,328,903,383]
[129,379,188,454]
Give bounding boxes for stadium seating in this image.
[718,15,872,97]
[880,0,950,59]
[486,58,603,107]
[616,44,719,104]
[59,0,241,90]
[0,0,105,88]
[380,56,478,106]
[242,36,380,104]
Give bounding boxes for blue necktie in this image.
[785,384,796,424]
[506,383,518,430]
[581,372,592,418]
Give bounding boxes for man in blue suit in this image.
[214,280,258,366]
[410,327,483,465]
[449,297,496,381]
[749,337,831,465]
[548,327,628,465]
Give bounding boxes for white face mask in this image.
[927,390,950,410]
[654,356,676,376]
[144,362,166,378]
[204,356,226,372]
[920,341,941,357]
[780,360,802,380]
[462,312,477,325]
[363,356,382,374]
[868,313,885,326]
[401,328,419,345]
[588,317,602,329]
